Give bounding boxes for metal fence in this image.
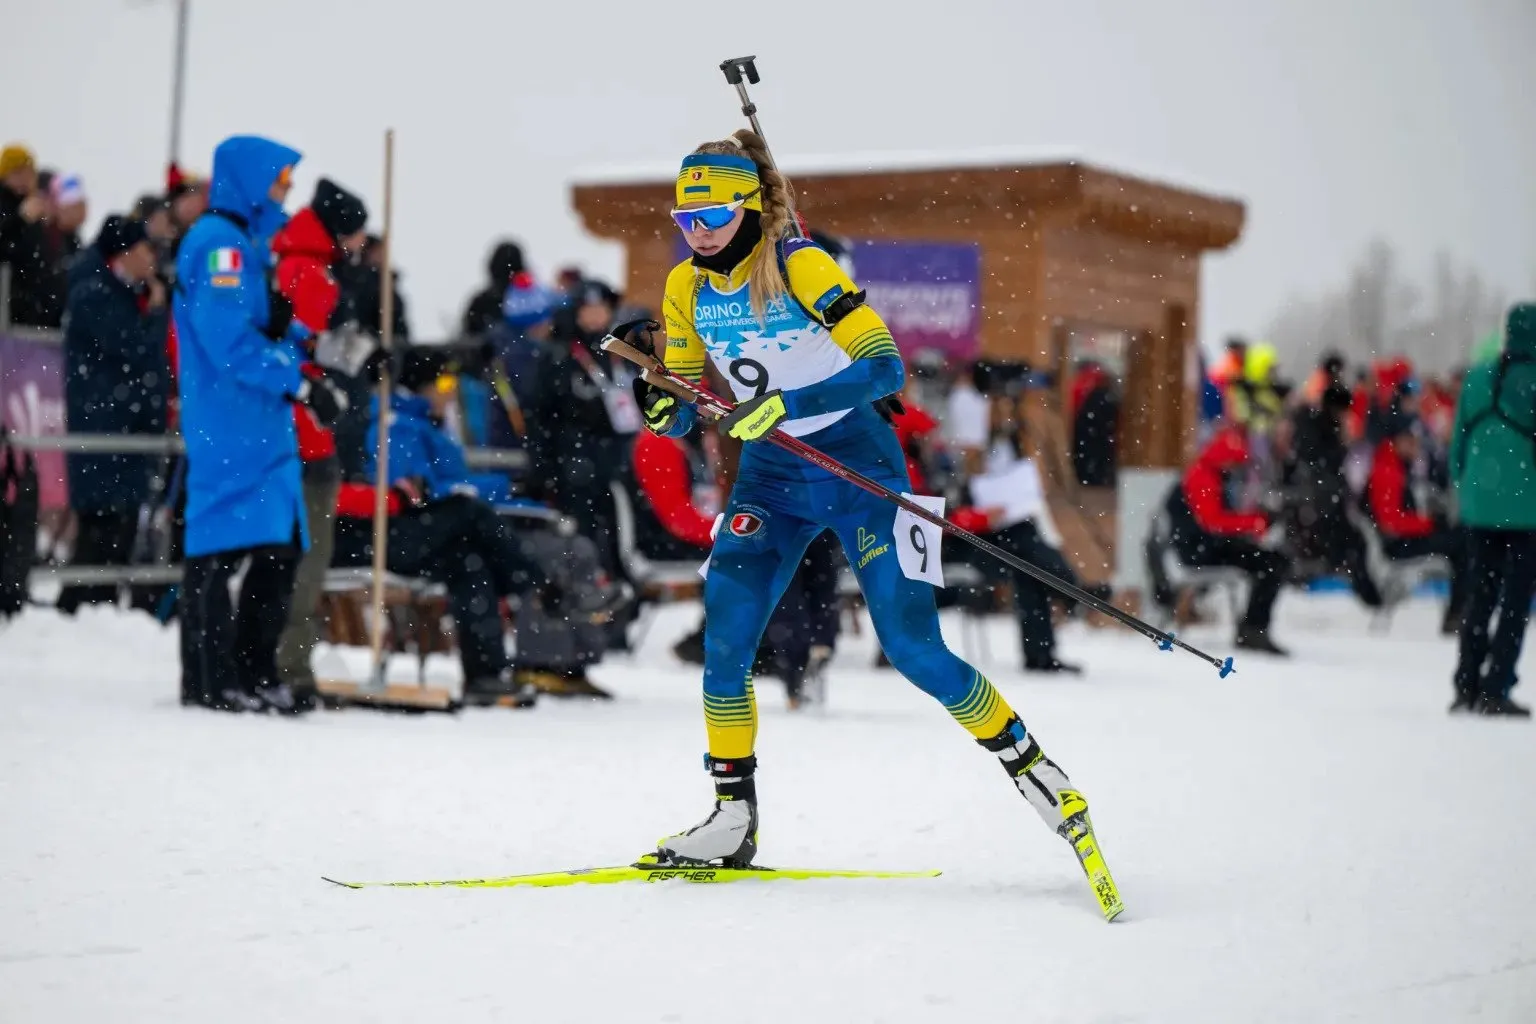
[2,281,532,590]
[6,433,530,589]
[7,436,528,592]
[7,432,527,469]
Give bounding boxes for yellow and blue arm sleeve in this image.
[779,243,904,419]
[657,261,705,436]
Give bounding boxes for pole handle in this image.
[712,55,801,237]
[719,56,760,85]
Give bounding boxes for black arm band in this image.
[821,289,867,327]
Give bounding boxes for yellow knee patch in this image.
[705,678,758,759]
[945,672,1015,740]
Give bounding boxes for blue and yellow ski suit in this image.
[658,236,1019,759]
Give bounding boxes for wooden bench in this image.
[315,568,457,711]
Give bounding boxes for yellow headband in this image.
[676,153,762,210]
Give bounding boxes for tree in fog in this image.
[1266,238,1507,377]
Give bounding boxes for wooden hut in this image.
[572,153,1244,593]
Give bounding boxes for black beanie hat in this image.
[575,278,620,310]
[488,240,526,283]
[397,346,454,393]
[312,178,368,242]
[95,214,148,259]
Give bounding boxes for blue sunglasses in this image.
[670,186,761,233]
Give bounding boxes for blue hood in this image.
[208,134,301,235]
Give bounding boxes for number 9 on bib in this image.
[894,494,946,586]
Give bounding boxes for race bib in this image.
[894,494,946,586]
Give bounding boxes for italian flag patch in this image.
[208,247,243,274]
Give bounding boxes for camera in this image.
[972,359,1052,397]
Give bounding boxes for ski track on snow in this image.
[2,595,1534,1023]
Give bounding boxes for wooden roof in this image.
[573,160,1244,251]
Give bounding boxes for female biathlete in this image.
[643,131,1113,902]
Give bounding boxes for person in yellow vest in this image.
[1224,341,1286,433]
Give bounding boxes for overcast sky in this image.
[6,0,1533,348]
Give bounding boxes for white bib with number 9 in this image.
[694,280,854,437]
[894,493,946,586]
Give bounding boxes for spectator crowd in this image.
[1157,328,1535,716]
[2,133,1531,721]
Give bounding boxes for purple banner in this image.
[0,332,68,509]
[848,240,980,360]
[671,236,981,359]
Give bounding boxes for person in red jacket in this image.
[889,398,939,493]
[631,427,718,559]
[1163,422,1291,654]
[1365,419,1467,631]
[270,178,369,704]
[629,427,718,672]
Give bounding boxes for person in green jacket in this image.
[1448,303,1536,717]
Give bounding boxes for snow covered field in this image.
[3,595,1534,1023]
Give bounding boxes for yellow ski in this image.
[1059,791,1126,922]
[322,864,942,890]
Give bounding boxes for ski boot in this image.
[1235,623,1290,657]
[464,669,538,709]
[1475,693,1531,718]
[1023,658,1084,675]
[189,685,265,713]
[254,680,315,715]
[647,755,759,867]
[1449,686,1478,714]
[980,717,1125,921]
[516,667,613,701]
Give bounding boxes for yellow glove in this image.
[643,390,681,434]
[721,390,787,442]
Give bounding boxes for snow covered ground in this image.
[3,594,1534,1023]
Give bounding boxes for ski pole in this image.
[487,357,527,437]
[602,331,1236,677]
[718,56,803,239]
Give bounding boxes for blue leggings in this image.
[701,421,1015,757]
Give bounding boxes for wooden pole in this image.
[367,128,395,689]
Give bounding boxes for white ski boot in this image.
[652,755,759,866]
[979,717,1084,837]
[979,716,1125,921]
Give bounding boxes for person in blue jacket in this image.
[173,134,349,714]
[366,353,512,506]
[334,346,627,704]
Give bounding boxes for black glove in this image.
[636,381,682,435]
[391,476,428,509]
[608,318,662,357]
[263,291,296,341]
[293,374,349,428]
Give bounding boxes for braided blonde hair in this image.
[691,129,795,324]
